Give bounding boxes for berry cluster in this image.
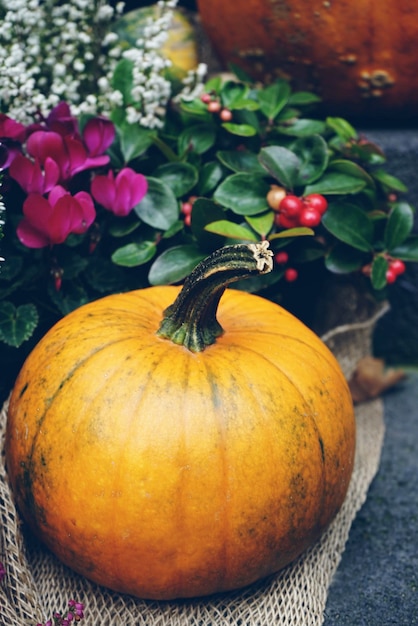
[181,196,197,227]
[200,93,232,122]
[36,600,84,626]
[267,187,328,229]
[386,259,406,283]
[274,250,298,283]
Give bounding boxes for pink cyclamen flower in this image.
[82,116,115,156]
[17,186,96,248]
[9,154,60,194]
[27,130,110,183]
[0,113,26,142]
[91,168,148,217]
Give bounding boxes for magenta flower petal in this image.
[118,169,148,207]
[83,117,115,156]
[9,155,42,193]
[22,193,53,232]
[73,191,96,232]
[16,218,50,248]
[91,171,116,209]
[49,195,77,244]
[0,114,26,141]
[48,185,68,206]
[43,157,61,192]
[27,130,64,166]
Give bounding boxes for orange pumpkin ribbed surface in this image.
[197,0,418,120]
[5,243,355,600]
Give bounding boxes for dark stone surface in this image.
[323,372,418,626]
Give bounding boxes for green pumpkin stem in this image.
[157,242,274,352]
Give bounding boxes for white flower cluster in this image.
[0,0,127,122]
[98,0,179,128]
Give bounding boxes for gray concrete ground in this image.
[323,371,418,625]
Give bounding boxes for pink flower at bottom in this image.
[17,186,96,248]
[91,168,148,217]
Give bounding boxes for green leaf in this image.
[178,124,216,156]
[258,80,291,120]
[220,80,248,108]
[85,257,131,293]
[371,255,389,290]
[0,255,23,281]
[304,172,367,195]
[278,119,327,136]
[111,58,134,104]
[213,173,270,215]
[221,122,257,137]
[111,241,156,267]
[258,146,301,189]
[373,169,408,193]
[108,213,142,237]
[326,117,358,142]
[205,220,258,242]
[117,121,155,163]
[0,302,39,347]
[288,91,322,106]
[291,135,329,186]
[48,282,90,315]
[329,159,375,187]
[322,202,374,251]
[217,150,266,174]
[134,177,178,230]
[384,202,414,251]
[148,245,206,285]
[153,162,198,198]
[197,161,225,195]
[190,198,226,250]
[269,227,314,240]
[245,212,275,237]
[325,243,365,274]
[390,236,418,261]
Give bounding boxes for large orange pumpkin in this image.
[6,243,355,600]
[197,0,418,120]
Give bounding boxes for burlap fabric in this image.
[0,308,386,626]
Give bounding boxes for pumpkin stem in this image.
[157,242,274,352]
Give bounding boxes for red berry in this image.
[274,251,289,264]
[284,268,298,282]
[200,93,212,104]
[207,100,221,113]
[303,193,328,215]
[277,212,298,229]
[184,213,192,227]
[279,195,304,218]
[181,201,193,215]
[385,268,397,284]
[298,207,322,228]
[219,108,233,122]
[389,259,406,276]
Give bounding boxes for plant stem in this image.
[157,242,274,352]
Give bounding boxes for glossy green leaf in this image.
[153,162,198,198]
[371,255,389,290]
[111,58,133,104]
[245,211,275,237]
[221,122,257,137]
[325,243,365,274]
[269,227,313,240]
[48,282,90,315]
[291,135,329,185]
[0,302,39,347]
[148,245,206,285]
[178,124,216,156]
[205,220,258,241]
[288,91,322,105]
[384,202,414,251]
[213,173,270,215]
[278,119,327,136]
[134,177,178,230]
[389,236,418,261]
[111,241,156,267]
[197,161,226,195]
[258,80,291,120]
[191,198,226,250]
[322,202,374,251]
[117,121,155,163]
[217,150,265,174]
[220,80,248,108]
[326,117,357,142]
[329,159,375,187]
[373,169,408,192]
[258,146,301,189]
[304,172,367,195]
[108,213,142,237]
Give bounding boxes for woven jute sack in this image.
[0,307,386,626]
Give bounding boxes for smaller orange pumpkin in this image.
[6,242,355,600]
